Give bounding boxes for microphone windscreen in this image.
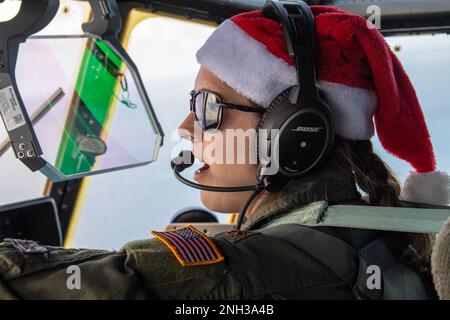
[171,150,195,171]
[431,217,450,300]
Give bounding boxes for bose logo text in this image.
[291,126,324,133]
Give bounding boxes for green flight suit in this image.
[0,163,435,299]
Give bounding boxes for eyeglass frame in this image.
[189,90,265,131]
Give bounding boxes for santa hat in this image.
[196,6,450,206]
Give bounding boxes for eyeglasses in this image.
[190,90,265,132]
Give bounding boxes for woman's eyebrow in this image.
[195,84,247,105]
[196,85,221,92]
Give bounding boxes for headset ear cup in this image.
[258,89,292,130]
[256,87,336,184]
[256,89,295,190]
[256,88,292,165]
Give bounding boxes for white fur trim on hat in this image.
[196,19,296,107]
[400,171,450,206]
[196,19,377,140]
[317,81,377,140]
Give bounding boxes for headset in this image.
[258,0,335,190]
[171,0,335,228]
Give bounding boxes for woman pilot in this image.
[0,3,448,300]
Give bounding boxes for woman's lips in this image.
[194,163,210,180]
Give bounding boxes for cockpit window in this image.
[0,1,20,22]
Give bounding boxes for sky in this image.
[0,2,449,250]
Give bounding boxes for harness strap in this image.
[260,223,434,299]
[256,202,448,299]
[263,202,450,234]
[260,224,358,284]
[321,205,450,234]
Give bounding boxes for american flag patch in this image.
[151,225,224,267]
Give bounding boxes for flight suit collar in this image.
[242,162,362,230]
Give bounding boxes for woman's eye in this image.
[205,102,220,126]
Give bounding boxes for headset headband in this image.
[263,0,319,107]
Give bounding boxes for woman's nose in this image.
[178,112,196,142]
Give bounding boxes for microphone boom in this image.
[171,151,262,192]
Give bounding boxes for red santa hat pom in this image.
[196,6,450,206]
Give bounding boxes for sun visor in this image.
[0,0,164,181]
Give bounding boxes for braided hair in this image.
[332,137,401,206]
[331,136,434,268]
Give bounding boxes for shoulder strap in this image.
[277,202,450,234]
[256,202,448,299]
[322,205,450,234]
[260,223,435,300]
[259,224,358,285]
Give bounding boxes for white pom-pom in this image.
[400,171,450,206]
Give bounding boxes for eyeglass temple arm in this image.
[219,103,266,114]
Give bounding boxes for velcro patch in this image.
[151,225,224,267]
[5,238,48,254]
